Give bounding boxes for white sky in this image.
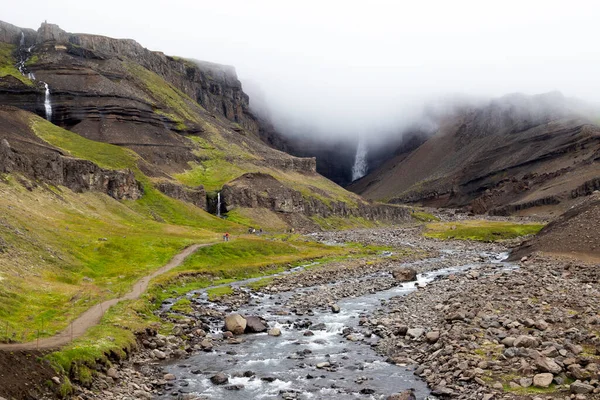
[5,0,600,137]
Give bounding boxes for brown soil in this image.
[0,350,56,399]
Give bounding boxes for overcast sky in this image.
[5,0,600,138]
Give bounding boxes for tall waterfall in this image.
[19,32,25,46]
[216,192,221,217]
[43,82,52,121]
[351,137,368,181]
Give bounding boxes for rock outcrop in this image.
[220,172,410,222]
[0,137,142,199]
[156,181,206,209]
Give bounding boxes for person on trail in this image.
[225,232,230,242]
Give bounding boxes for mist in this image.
[5,0,600,144]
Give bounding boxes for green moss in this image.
[0,43,34,86]
[25,54,39,66]
[424,220,544,242]
[155,109,187,130]
[206,285,234,300]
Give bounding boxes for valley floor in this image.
[2,220,598,399]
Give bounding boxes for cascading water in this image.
[19,32,25,46]
[42,82,52,121]
[216,192,221,217]
[351,137,368,181]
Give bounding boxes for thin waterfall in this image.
[351,137,368,181]
[216,192,221,217]
[43,82,52,121]
[19,32,25,46]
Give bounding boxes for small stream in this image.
[159,249,512,399]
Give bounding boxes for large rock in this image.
[406,328,424,339]
[392,268,417,282]
[386,390,416,400]
[210,372,228,385]
[513,335,539,348]
[533,353,562,374]
[224,313,247,335]
[245,316,267,333]
[533,373,553,388]
[570,381,594,394]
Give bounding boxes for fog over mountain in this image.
[6,0,600,144]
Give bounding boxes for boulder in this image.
[519,377,533,388]
[533,373,553,388]
[513,335,539,348]
[533,354,562,374]
[163,373,176,381]
[426,331,440,343]
[570,381,594,394]
[210,372,229,385]
[225,313,247,335]
[392,268,417,282]
[331,304,341,313]
[268,328,281,336]
[245,316,267,333]
[406,328,424,339]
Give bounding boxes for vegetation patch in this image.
[424,220,544,242]
[0,43,34,86]
[206,285,234,300]
[411,211,440,222]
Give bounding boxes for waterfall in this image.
[19,32,25,46]
[43,82,52,121]
[216,192,221,217]
[351,137,368,181]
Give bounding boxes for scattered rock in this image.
[210,372,229,385]
[224,313,247,335]
[268,327,281,336]
[533,373,553,388]
[392,267,417,282]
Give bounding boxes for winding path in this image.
[0,243,212,351]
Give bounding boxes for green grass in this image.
[125,62,201,123]
[311,215,383,230]
[0,43,34,86]
[411,211,440,222]
[170,298,193,313]
[424,220,544,242]
[206,285,234,300]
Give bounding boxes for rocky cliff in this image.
[0,108,141,199]
[221,173,410,226]
[0,20,407,229]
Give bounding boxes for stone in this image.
[406,328,424,339]
[163,373,176,381]
[533,373,553,388]
[501,337,516,347]
[210,372,229,385]
[570,381,594,394]
[225,313,247,335]
[331,304,341,313]
[268,327,281,336]
[445,312,466,322]
[386,390,416,400]
[245,316,267,333]
[392,267,417,282]
[316,362,330,369]
[533,354,562,374]
[107,367,119,379]
[426,331,440,343]
[568,364,590,380]
[519,377,533,388]
[51,376,60,385]
[153,349,167,359]
[513,335,539,348]
[535,319,548,330]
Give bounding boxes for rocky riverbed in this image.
[72,227,599,399]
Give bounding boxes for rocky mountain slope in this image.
[512,192,600,260]
[0,20,408,230]
[349,92,600,218]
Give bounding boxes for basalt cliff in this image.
[0,20,409,229]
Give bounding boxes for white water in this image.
[351,137,368,181]
[19,32,25,46]
[216,192,221,217]
[43,82,52,121]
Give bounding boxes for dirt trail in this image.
[0,243,211,351]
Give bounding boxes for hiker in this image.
[225,232,230,242]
